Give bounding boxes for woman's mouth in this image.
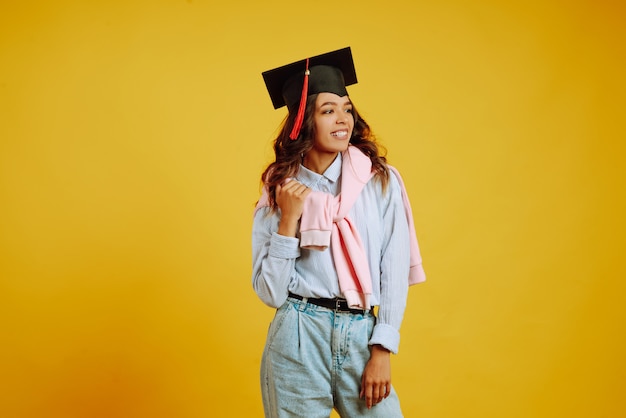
[331,130,349,138]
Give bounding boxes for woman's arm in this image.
[368,172,411,353]
[251,180,311,307]
[360,173,410,406]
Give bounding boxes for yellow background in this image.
[1,0,624,417]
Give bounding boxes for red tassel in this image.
[289,58,310,140]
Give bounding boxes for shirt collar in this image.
[298,153,342,185]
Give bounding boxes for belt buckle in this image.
[335,298,342,312]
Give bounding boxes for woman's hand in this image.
[276,179,311,237]
[360,345,392,409]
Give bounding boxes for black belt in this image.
[288,292,369,314]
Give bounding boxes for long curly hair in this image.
[261,94,389,211]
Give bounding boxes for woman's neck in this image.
[302,151,339,174]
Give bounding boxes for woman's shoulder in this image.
[381,163,405,189]
[363,165,402,204]
[386,164,406,188]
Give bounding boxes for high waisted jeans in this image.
[261,296,403,418]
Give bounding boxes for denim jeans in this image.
[261,296,403,418]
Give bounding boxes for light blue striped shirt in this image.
[252,153,410,353]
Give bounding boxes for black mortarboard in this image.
[262,47,358,139]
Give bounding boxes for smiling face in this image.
[310,92,354,158]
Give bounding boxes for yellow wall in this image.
[1,1,624,417]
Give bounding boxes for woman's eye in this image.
[345,108,353,113]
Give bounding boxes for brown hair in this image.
[261,94,389,211]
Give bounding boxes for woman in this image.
[252,47,425,418]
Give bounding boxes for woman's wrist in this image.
[277,217,299,237]
[371,344,391,356]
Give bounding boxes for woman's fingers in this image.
[281,180,308,196]
[361,380,390,409]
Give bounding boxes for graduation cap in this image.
[262,47,358,139]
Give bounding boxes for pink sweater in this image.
[255,146,426,308]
